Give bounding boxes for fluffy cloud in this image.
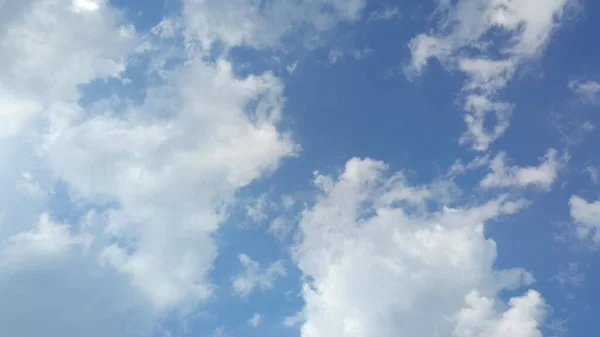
[407,0,574,150]
[0,1,297,336]
[292,158,544,337]
[45,59,296,310]
[0,0,136,246]
[480,149,566,189]
[0,2,159,336]
[454,290,546,337]
[569,196,600,244]
[0,0,138,243]
[232,254,287,298]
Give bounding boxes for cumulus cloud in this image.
[45,57,296,311]
[0,0,298,335]
[569,196,600,244]
[480,149,566,189]
[454,290,546,337]
[232,254,287,298]
[0,0,138,247]
[0,1,578,337]
[407,0,574,150]
[292,158,543,337]
[0,2,160,335]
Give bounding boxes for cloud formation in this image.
[570,196,600,244]
[407,0,574,150]
[233,254,287,298]
[480,149,566,190]
[0,0,297,333]
[0,1,593,337]
[292,158,543,337]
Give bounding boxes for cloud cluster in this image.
[0,0,296,334]
[407,0,575,150]
[0,1,587,337]
[292,158,544,337]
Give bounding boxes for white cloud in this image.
[325,46,372,65]
[46,58,297,311]
[480,149,565,190]
[284,310,306,327]
[232,254,287,298]
[459,95,514,150]
[0,0,136,143]
[407,0,574,150]
[1,214,90,267]
[0,0,138,290]
[248,313,262,327]
[454,290,546,337]
[0,4,156,335]
[448,155,492,178]
[292,157,543,337]
[0,1,575,337]
[569,79,600,104]
[0,0,298,334]
[0,0,138,239]
[182,0,367,51]
[569,196,600,244]
[72,0,102,13]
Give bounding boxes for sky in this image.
[1,0,600,337]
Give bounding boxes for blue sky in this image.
[1,1,600,337]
